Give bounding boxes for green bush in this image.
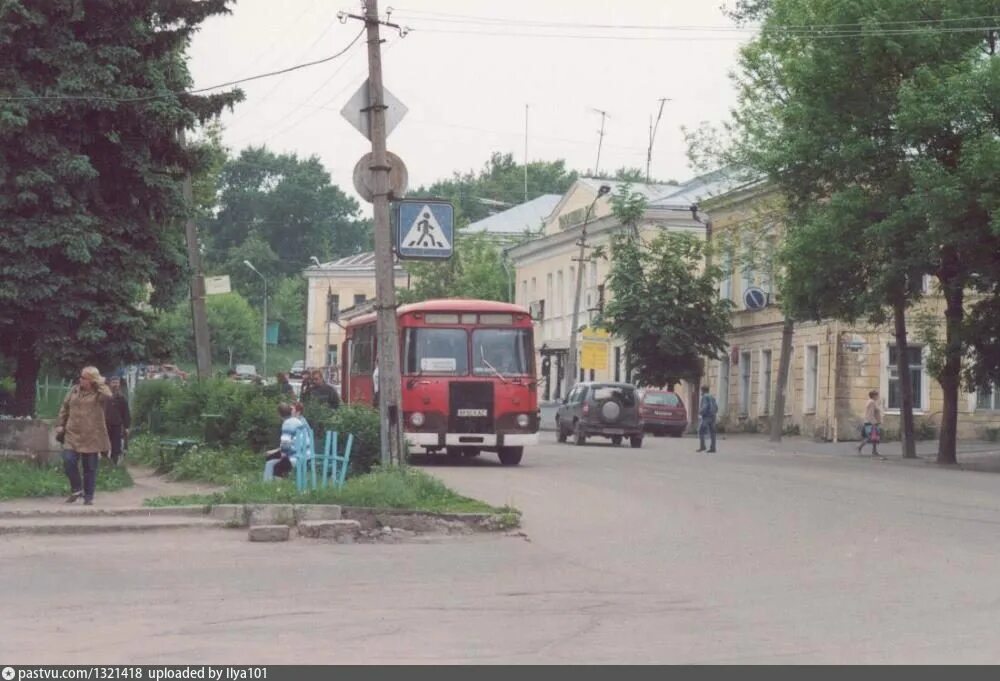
[132,379,181,433]
[984,427,1000,443]
[914,419,936,441]
[0,458,132,501]
[318,403,381,476]
[170,446,261,485]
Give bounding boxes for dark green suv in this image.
[555,382,644,448]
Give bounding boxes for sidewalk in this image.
[720,433,1000,473]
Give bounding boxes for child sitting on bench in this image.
[263,403,303,481]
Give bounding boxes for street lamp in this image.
[309,256,322,267]
[565,184,611,397]
[243,260,267,376]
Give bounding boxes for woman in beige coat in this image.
[57,366,111,504]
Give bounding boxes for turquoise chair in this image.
[292,424,316,493]
[321,430,355,489]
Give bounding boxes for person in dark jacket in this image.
[302,369,340,409]
[104,376,130,465]
[276,372,295,398]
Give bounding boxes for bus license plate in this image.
[457,409,488,417]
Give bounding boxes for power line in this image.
[0,28,365,103]
[391,8,1000,32]
[410,24,1000,41]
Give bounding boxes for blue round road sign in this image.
[744,286,768,310]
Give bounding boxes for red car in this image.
[639,389,688,437]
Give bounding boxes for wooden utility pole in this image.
[363,0,404,466]
[180,128,212,379]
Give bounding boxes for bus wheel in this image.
[498,447,523,466]
[611,435,623,446]
[462,447,480,458]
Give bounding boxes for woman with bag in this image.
[858,389,884,458]
[56,366,112,505]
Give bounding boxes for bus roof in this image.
[344,298,530,327]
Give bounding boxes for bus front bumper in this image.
[404,432,539,448]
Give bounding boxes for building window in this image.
[760,349,772,415]
[327,293,340,323]
[740,351,752,415]
[521,280,528,305]
[354,293,367,307]
[888,345,924,410]
[327,345,338,369]
[531,277,537,299]
[805,345,818,413]
[589,261,598,289]
[556,270,564,316]
[720,251,733,301]
[977,385,1000,410]
[718,358,730,416]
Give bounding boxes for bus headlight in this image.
[410,412,425,427]
[516,413,530,428]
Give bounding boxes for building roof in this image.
[647,168,757,209]
[305,251,404,275]
[578,177,681,201]
[463,194,562,235]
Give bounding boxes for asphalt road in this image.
[4,433,1000,663]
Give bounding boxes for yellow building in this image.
[303,252,408,378]
[700,180,1000,441]
[507,173,739,410]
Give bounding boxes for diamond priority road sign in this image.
[395,200,455,261]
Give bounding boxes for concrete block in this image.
[248,525,290,542]
[209,504,247,525]
[297,520,361,541]
[247,504,295,526]
[293,504,342,523]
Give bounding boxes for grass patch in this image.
[0,458,133,501]
[145,466,513,516]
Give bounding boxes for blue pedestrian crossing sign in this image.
[395,200,454,261]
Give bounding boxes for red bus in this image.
[341,299,539,465]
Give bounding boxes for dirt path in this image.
[0,465,224,511]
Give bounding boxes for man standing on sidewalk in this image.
[697,385,718,453]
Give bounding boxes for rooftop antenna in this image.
[646,98,670,183]
[591,108,609,177]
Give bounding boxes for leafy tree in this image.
[599,186,732,387]
[269,276,306,347]
[717,0,1000,461]
[398,233,512,304]
[216,234,279,307]
[411,152,578,227]
[207,146,369,278]
[151,292,259,367]
[0,0,243,415]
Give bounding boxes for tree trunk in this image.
[937,276,964,465]
[892,296,917,459]
[770,315,795,442]
[13,345,41,417]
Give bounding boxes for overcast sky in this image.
[187,1,751,210]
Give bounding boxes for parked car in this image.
[289,360,306,379]
[233,364,258,382]
[639,389,688,437]
[555,382,644,448]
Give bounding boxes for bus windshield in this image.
[404,328,468,375]
[472,328,532,376]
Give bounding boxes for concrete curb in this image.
[0,505,209,520]
[341,506,520,533]
[0,517,224,536]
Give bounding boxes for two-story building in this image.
[507,172,740,409]
[700,178,1000,441]
[302,252,408,378]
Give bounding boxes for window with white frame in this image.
[805,345,819,413]
[589,261,598,289]
[887,345,924,410]
[720,251,733,301]
[521,280,528,306]
[977,384,1000,410]
[760,349,772,415]
[740,351,752,415]
[531,277,537,299]
[718,358,730,416]
[556,270,563,316]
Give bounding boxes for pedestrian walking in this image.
[56,366,111,505]
[103,376,130,465]
[858,389,884,457]
[696,385,718,453]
